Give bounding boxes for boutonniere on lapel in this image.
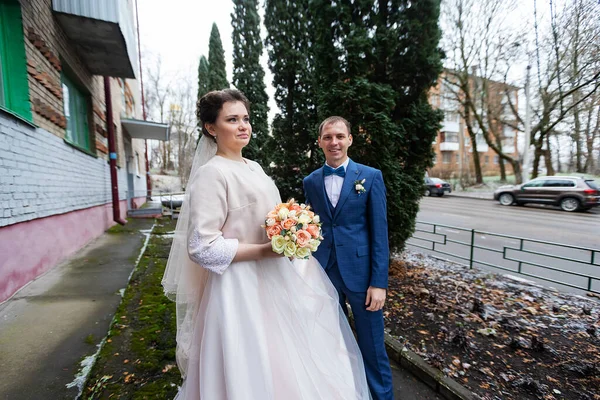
[354,179,366,196]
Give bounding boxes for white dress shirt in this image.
[324,158,350,208]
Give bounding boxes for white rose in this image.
[298,213,311,225]
[271,235,286,254]
[283,241,297,258]
[289,210,297,218]
[278,207,290,220]
[313,215,320,224]
[266,218,276,227]
[295,247,311,259]
[308,239,320,252]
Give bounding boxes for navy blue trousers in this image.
[326,262,394,400]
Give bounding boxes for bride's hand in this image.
[261,242,285,259]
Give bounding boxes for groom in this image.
[303,116,393,400]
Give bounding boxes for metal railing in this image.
[125,190,184,219]
[157,191,185,219]
[407,221,600,295]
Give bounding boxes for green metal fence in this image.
[407,221,600,295]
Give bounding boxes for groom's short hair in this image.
[318,116,351,137]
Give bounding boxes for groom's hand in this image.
[365,286,386,311]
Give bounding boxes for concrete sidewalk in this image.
[0,219,153,400]
[0,217,444,400]
[447,191,494,200]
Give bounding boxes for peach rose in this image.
[295,229,312,248]
[306,224,320,238]
[281,218,297,230]
[290,204,302,212]
[307,211,315,218]
[266,224,282,239]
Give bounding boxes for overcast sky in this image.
[136,0,560,124]
[137,0,277,121]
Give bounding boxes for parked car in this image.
[493,176,600,212]
[161,193,184,209]
[424,177,452,197]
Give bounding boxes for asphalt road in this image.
[410,195,600,296]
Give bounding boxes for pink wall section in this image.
[0,198,146,303]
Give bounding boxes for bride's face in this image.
[207,101,252,153]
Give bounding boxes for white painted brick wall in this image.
[0,114,147,227]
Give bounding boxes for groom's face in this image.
[318,122,353,167]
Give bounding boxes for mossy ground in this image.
[83,218,181,399]
[106,219,140,234]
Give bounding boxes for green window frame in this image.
[61,73,91,152]
[0,0,32,121]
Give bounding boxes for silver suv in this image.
[494,176,600,212]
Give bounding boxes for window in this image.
[485,155,489,164]
[522,179,545,188]
[585,180,599,190]
[442,152,452,164]
[455,154,460,164]
[444,132,459,143]
[543,179,576,188]
[135,152,140,176]
[62,73,91,151]
[0,1,32,121]
[432,153,437,164]
[475,134,487,147]
[494,155,499,165]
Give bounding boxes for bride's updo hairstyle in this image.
[198,89,250,140]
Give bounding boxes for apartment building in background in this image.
[0,0,169,302]
[428,70,520,179]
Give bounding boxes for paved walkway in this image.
[0,219,153,400]
[0,217,442,400]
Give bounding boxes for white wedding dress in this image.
[171,155,371,399]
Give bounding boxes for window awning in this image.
[121,118,170,141]
[53,0,139,78]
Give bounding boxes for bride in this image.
[162,89,372,399]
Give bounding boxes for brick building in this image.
[0,0,169,302]
[428,71,520,180]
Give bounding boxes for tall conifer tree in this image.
[311,0,443,250]
[231,0,269,164]
[207,23,229,91]
[197,55,210,143]
[197,55,209,102]
[264,0,320,201]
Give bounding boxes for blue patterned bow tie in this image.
[324,165,346,177]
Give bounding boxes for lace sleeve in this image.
[187,163,238,274]
[188,229,238,274]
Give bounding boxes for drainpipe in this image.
[105,76,127,225]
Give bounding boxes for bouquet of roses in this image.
[263,199,323,259]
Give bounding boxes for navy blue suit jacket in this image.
[303,159,389,292]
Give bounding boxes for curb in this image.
[384,333,478,400]
[447,193,494,202]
